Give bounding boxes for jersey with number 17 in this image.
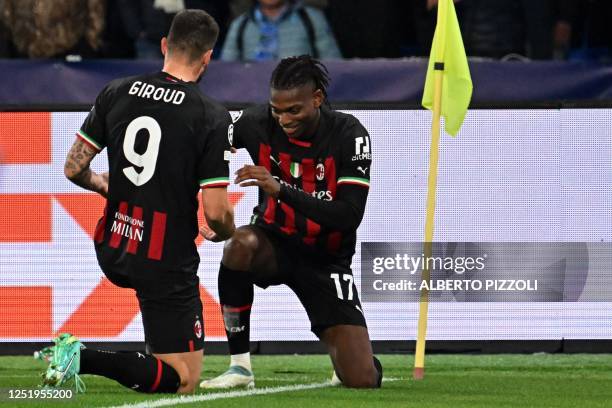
[77,71,232,277]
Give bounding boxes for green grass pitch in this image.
[0,353,611,407]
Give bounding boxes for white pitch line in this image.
[0,375,32,378]
[105,378,400,408]
[106,382,332,408]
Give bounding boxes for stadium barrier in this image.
[1,60,612,106]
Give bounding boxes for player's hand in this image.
[235,165,280,198]
[199,224,224,242]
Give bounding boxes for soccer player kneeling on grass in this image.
[40,10,235,394]
[199,55,382,390]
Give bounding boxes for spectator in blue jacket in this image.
[221,0,341,61]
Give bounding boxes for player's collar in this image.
[160,71,188,84]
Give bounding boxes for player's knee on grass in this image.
[222,227,259,271]
[339,362,380,388]
[321,326,381,388]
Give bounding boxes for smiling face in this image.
[269,84,323,139]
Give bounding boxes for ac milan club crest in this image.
[194,318,202,339]
[316,163,325,181]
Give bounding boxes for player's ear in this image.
[161,37,168,56]
[313,89,323,109]
[202,49,213,66]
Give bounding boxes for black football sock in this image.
[80,349,180,393]
[218,263,253,355]
[373,356,383,388]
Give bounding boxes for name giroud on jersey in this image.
[128,81,186,105]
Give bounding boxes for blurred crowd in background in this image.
[0,0,610,62]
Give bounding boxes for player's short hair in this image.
[167,9,219,62]
[270,55,330,100]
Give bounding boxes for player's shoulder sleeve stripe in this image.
[337,177,370,187]
[76,130,103,151]
[200,177,230,188]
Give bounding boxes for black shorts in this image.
[103,269,204,354]
[254,226,367,337]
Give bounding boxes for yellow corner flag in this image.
[422,0,472,136]
[414,0,472,381]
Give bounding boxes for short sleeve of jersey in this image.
[337,122,372,188]
[228,109,245,149]
[230,106,266,151]
[199,109,232,189]
[77,84,111,151]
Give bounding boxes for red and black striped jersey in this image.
[232,105,372,261]
[78,71,231,277]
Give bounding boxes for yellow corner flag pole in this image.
[414,0,472,380]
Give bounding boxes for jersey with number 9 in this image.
[76,71,231,278]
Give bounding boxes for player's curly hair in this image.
[270,55,330,101]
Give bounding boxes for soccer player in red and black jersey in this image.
[45,10,235,394]
[200,55,382,389]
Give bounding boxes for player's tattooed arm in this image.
[64,138,108,198]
